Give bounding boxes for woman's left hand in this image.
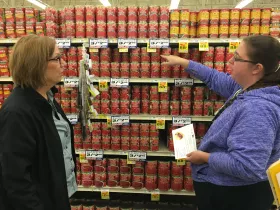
[186,151,210,165]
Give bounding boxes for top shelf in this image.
[2,38,278,45]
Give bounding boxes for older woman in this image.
[162,35,280,210]
[0,35,76,210]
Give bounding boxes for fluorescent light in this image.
[235,0,254,9]
[169,0,180,10]
[27,0,48,9]
[99,0,111,7]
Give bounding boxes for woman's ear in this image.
[252,63,264,76]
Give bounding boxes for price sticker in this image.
[119,48,129,52]
[178,41,189,53]
[172,116,192,126]
[199,41,209,51]
[174,79,194,87]
[89,48,98,53]
[64,77,79,87]
[66,114,78,124]
[79,152,88,164]
[85,150,103,160]
[147,41,157,52]
[118,38,137,48]
[149,38,170,48]
[99,80,108,91]
[229,42,240,53]
[128,151,147,161]
[158,81,168,92]
[127,155,136,164]
[176,159,186,165]
[111,115,130,126]
[107,116,112,128]
[101,190,110,199]
[156,118,165,130]
[89,38,108,48]
[56,38,71,48]
[110,78,129,88]
[151,192,160,201]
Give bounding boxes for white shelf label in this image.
[149,39,170,48]
[85,150,103,160]
[56,38,71,48]
[66,114,78,124]
[118,38,137,48]
[89,38,108,48]
[110,78,129,88]
[111,115,130,125]
[174,79,194,87]
[128,151,147,161]
[64,77,79,87]
[172,116,192,126]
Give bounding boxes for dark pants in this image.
[194,181,274,210]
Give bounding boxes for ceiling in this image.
[0,0,279,10]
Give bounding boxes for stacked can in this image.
[25,8,36,35]
[127,6,138,38]
[197,9,209,38]
[107,7,117,39]
[239,8,250,37]
[180,86,192,116]
[107,158,120,187]
[15,8,25,38]
[94,159,107,188]
[225,47,234,74]
[111,125,121,150]
[170,9,180,38]
[193,86,205,116]
[219,9,230,38]
[0,47,9,77]
[73,123,82,150]
[67,47,79,76]
[117,6,127,38]
[96,6,107,38]
[250,8,261,36]
[150,85,159,115]
[131,86,141,114]
[130,123,140,150]
[260,8,271,36]
[201,46,214,68]
[85,6,96,38]
[5,8,16,38]
[141,85,149,114]
[75,6,86,38]
[209,9,219,38]
[158,161,170,191]
[270,8,280,37]
[184,162,193,191]
[132,161,145,189]
[119,158,132,188]
[0,9,4,38]
[214,46,226,73]
[148,6,160,38]
[145,161,158,191]
[171,161,184,191]
[189,12,198,38]
[138,6,148,38]
[179,9,190,38]
[159,6,170,38]
[81,160,94,187]
[229,9,240,38]
[45,7,58,37]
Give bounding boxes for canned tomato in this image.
[107,22,117,38]
[120,62,130,78]
[120,173,131,188]
[81,162,94,173]
[260,24,270,35]
[141,100,149,114]
[230,9,240,24]
[249,24,260,35]
[138,22,148,38]
[261,8,271,24]
[139,7,148,22]
[85,6,95,22]
[96,6,106,22]
[214,62,225,72]
[149,6,159,22]
[209,24,219,38]
[145,161,158,175]
[240,9,251,25]
[229,24,239,38]
[171,161,184,176]
[170,23,179,38]
[150,100,159,115]
[193,100,203,116]
[107,172,119,187]
[132,174,144,189]
[189,26,197,38]
[251,8,261,24]
[148,22,159,38]
[198,24,209,38]
[107,7,117,22]
[180,9,190,23]
[181,87,192,100]
[197,122,208,137]
[179,23,189,37]
[159,21,170,38]
[95,172,106,188]
[184,162,192,176]
[220,9,230,24]
[239,24,249,37]
[170,9,180,21]
[140,63,151,78]
[158,161,171,176]
[171,176,183,191]
[198,9,210,24]
[160,100,170,115]
[107,158,119,172]
[120,159,131,173]
[128,6,138,22]
[219,24,229,38]
[128,22,138,38]
[145,175,157,191]
[118,22,127,38]
[150,137,159,151]
[140,137,150,151]
[203,100,214,116]
[210,9,219,24]
[158,176,170,191]
[118,6,127,22]
[184,177,194,191]
[170,101,180,116]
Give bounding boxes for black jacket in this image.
[0,86,76,210]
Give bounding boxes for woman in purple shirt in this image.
[162,35,280,210]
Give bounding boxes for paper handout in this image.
[172,124,197,160]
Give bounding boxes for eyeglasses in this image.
[232,53,258,64]
[48,55,62,65]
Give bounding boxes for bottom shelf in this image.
[77,186,195,196]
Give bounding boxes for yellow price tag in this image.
[151,192,160,201]
[101,190,110,200]
[79,153,88,163]
[199,41,209,51]
[107,116,111,128]
[127,154,136,164]
[229,42,240,53]
[158,81,168,93]
[178,41,189,53]
[177,159,186,165]
[147,41,157,53]
[99,80,108,91]
[89,48,99,53]
[156,119,165,130]
[119,48,129,52]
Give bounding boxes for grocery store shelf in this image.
[0,38,18,44]
[0,77,12,82]
[76,142,174,157]
[90,114,214,122]
[77,186,195,196]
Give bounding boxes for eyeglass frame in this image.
[48,55,62,65]
[232,52,258,64]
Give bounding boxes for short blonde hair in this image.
[10,35,56,89]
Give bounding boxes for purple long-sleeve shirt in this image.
[187,61,280,186]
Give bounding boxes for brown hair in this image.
[10,35,56,89]
[243,35,280,90]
